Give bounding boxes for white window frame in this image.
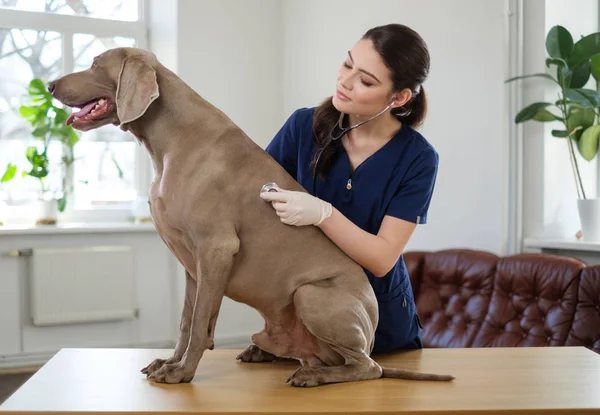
[0,0,152,223]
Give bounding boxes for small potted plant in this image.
[1,79,79,225]
[507,25,600,241]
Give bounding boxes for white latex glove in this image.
[260,185,332,226]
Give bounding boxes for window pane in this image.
[73,34,136,72]
[0,28,62,202]
[72,141,137,207]
[0,0,139,22]
[71,34,138,208]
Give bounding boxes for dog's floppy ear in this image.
[116,57,159,125]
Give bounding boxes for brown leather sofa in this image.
[404,249,600,354]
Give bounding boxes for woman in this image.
[260,23,438,355]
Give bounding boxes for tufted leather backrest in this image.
[412,249,497,348]
[405,250,599,354]
[566,266,600,353]
[472,254,583,348]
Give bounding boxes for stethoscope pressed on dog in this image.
[261,99,396,197]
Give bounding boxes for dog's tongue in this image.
[66,101,97,125]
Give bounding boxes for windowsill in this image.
[523,237,600,253]
[0,221,156,235]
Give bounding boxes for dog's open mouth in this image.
[66,98,114,126]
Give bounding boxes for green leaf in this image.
[567,107,596,139]
[25,146,38,162]
[28,78,47,95]
[567,32,600,69]
[505,73,559,85]
[19,105,40,122]
[68,130,79,147]
[592,55,600,81]
[546,57,567,68]
[53,108,68,125]
[515,102,554,123]
[1,163,17,183]
[569,60,592,88]
[57,196,67,213]
[31,126,49,139]
[111,155,124,179]
[533,109,561,122]
[552,130,569,137]
[578,124,600,160]
[546,25,574,59]
[564,88,600,107]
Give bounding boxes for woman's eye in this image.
[361,80,373,87]
[343,62,352,69]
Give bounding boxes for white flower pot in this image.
[35,199,58,226]
[131,196,152,224]
[577,198,600,241]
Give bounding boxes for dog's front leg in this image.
[142,270,196,377]
[152,237,239,384]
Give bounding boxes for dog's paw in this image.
[150,362,195,384]
[236,344,277,363]
[141,358,174,377]
[286,367,324,388]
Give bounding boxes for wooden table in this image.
[1,347,599,414]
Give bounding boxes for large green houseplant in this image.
[507,25,600,240]
[1,78,79,224]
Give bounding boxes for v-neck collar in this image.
[339,124,408,177]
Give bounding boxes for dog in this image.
[48,47,453,387]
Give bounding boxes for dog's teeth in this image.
[98,99,106,105]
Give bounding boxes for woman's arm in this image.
[318,208,416,277]
[259,188,417,278]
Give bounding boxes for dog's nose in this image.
[47,81,56,94]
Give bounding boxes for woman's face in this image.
[333,38,405,117]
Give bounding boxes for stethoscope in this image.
[311,100,395,195]
[261,99,395,198]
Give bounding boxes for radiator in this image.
[25,246,136,326]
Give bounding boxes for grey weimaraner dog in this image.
[48,47,453,386]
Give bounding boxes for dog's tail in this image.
[380,367,455,381]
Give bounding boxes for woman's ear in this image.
[390,88,412,109]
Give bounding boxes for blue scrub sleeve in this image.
[386,148,439,224]
[265,109,301,180]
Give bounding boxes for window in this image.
[0,0,149,222]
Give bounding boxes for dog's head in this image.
[48,47,159,131]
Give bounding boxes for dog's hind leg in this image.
[151,235,240,384]
[287,283,382,387]
[236,344,277,363]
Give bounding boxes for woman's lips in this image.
[336,89,351,101]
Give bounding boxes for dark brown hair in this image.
[311,23,430,178]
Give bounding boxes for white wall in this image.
[176,0,283,149]
[282,0,508,254]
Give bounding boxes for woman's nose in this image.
[339,75,353,91]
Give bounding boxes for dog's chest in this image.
[148,194,197,272]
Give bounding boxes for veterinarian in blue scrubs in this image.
[260,23,438,355]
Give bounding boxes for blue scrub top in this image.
[265,107,439,354]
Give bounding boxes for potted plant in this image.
[507,25,600,241]
[1,79,79,225]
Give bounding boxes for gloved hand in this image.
[260,185,332,226]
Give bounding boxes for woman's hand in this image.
[259,186,332,226]
[260,185,416,277]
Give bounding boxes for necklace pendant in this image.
[346,179,352,190]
